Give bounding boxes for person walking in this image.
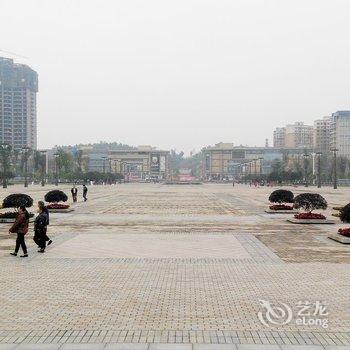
[83,184,88,202]
[38,201,52,246]
[9,205,30,257]
[33,202,49,253]
[71,185,78,202]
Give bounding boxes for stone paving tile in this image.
[0,184,349,347]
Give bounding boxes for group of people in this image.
[9,201,52,257]
[71,184,88,202]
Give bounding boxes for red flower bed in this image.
[47,203,70,210]
[294,212,326,220]
[269,204,293,211]
[338,228,350,237]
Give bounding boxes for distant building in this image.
[331,111,350,158]
[285,122,313,149]
[108,145,169,181]
[313,116,331,153]
[0,57,38,150]
[273,122,313,149]
[201,142,309,180]
[273,127,286,148]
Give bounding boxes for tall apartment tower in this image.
[330,111,350,158]
[273,127,286,148]
[285,122,313,149]
[0,57,38,150]
[313,116,331,153]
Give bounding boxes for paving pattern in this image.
[0,183,349,348]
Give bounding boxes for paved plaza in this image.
[0,183,349,349]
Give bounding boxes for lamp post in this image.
[331,148,339,189]
[303,152,310,187]
[0,143,10,188]
[22,146,31,187]
[316,152,322,188]
[54,153,59,186]
[258,157,264,179]
[40,150,47,187]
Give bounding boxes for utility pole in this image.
[0,143,10,188]
[331,148,339,189]
[303,152,309,187]
[316,152,322,188]
[40,150,46,187]
[54,153,59,186]
[22,146,30,187]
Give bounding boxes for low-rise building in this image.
[202,142,310,180]
[108,145,169,181]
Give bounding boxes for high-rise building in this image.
[330,111,350,158]
[285,122,313,149]
[273,127,286,148]
[313,116,331,153]
[0,57,38,150]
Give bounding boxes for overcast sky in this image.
[1,0,349,154]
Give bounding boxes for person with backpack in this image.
[33,201,49,253]
[9,205,30,257]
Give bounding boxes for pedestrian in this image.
[83,184,88,201]
[38,201,52,246]
[9,205,30,257]
[232,180,235,187]
[33,202,49,253]
[71,185,78,202]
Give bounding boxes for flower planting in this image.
[0,194,34,220]
[267,189,294,212]
[292,193,328,220]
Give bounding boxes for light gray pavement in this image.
[0,183,349,348]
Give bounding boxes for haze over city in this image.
[1,0,350,154]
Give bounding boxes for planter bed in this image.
[0,217,35,224]
[48,208,74,213]
[265,208,298,214]
[287,218,335,224]
[328,233,350,244]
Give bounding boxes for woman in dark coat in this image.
[33,202,49,253]
[9,205,30,257]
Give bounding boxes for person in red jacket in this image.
[9,205,30,257]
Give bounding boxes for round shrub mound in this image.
[293,193,327,212]
[268,189,294,204]
[2,194,33,208]
[339,203,350,223]
[44,190,68,203]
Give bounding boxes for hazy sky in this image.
[1,0,349,154]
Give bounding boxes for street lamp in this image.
[258,157,264,179]
[54,153,59,186]
[101,156,107,174]
[0,143,10,188]
[40,150,47,187]
[331,148,339,189]
[22,146,31,187]
[316,152,322,188]
[303,152,310,187]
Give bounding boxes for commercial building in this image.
[108,145,169,181]
[202,142,310,180]
[0,57,38,150]
[331,111,350,158]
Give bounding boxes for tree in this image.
[3,194,33,208]
[269,189,294,204]
[339,203,350,223]
[45,190,68,203]
[293,193,327,212]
